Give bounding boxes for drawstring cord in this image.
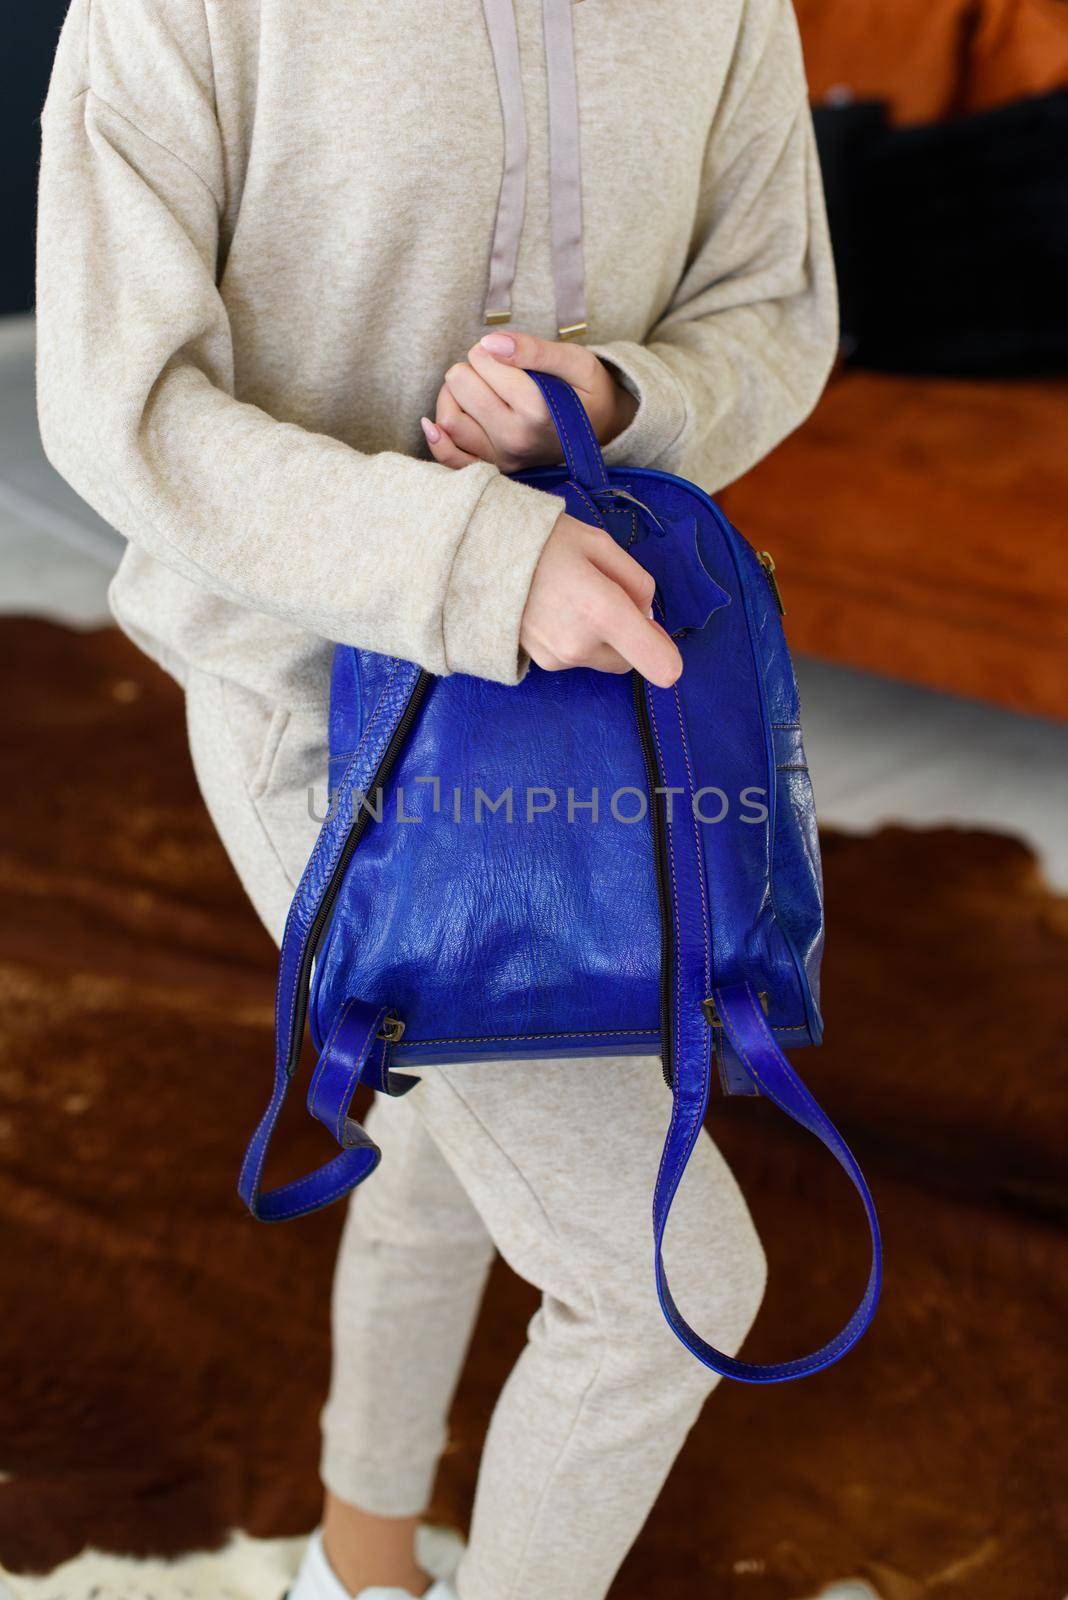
[480,0,588,339]
[542,0,588,338]
[480,0,528,330]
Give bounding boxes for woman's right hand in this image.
[520,513,682,688]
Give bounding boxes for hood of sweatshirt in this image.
[480,0,588,339]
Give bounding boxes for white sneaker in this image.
[413,1525,464,1584]
[287,1524,464,1600]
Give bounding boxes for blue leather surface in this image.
[316,653,665,1060]
[239,370,881,1379]
[314,434,823,1063]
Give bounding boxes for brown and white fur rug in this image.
[0,1534,305,1600]
[1,1542,879,1600]
[1,621,1065,1600]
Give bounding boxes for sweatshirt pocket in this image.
[248,704,291,802]
[216,674,329,892]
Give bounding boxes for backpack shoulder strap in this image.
[238,658,426,1221]
[642,669,883,1381]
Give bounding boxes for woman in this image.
[35,2,837,1597]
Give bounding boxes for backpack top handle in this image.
[527,370,611,494]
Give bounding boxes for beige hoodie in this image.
[35,0,835,714]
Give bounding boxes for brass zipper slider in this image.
[702,998,722,1029]
[758,551,785,616]
[701,993,770,1029]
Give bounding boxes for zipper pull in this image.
[702,992,770,1027]
[758,550,785,616]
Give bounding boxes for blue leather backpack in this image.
[240,373,882,1383]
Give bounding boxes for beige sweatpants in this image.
[186,671,769,1600]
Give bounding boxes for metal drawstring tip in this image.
[557,321,588,341]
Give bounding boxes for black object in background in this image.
[2,3,71,316]
[814,91,1068,378]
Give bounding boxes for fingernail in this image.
[420,416,441,444]
[480,332,516,357]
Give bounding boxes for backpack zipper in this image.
[757,550,785,616]
[632,671,677,1091]
[285,667,432,1077]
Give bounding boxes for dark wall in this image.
[3,3,71,315]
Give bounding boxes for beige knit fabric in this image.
[36,0,836,710]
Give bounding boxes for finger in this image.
[478,327,602,393]
[421,415,479,470]
[443,360,513,439]
[595,579,683,688]
[465,345,563,465]
[582,642,633,674]
[466,341,549,417]
[435,383,462,429]
[435,385,495,462]
[527,640,631,676]
[583,531,657,615]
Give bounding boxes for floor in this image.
[3,313,1067,887]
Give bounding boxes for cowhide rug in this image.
[0,620,1065,1600]
[0,1534,304,1600]
[0,1522,469,1599]
[0,1539,878,1600]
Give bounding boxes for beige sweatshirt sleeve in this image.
[34,2,564,686]
[588,0,839,490]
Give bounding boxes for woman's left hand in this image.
[420,330,638,472]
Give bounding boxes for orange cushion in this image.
[965,0,1068,110]
[795,0,975,123]
[718,371,1068,720]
